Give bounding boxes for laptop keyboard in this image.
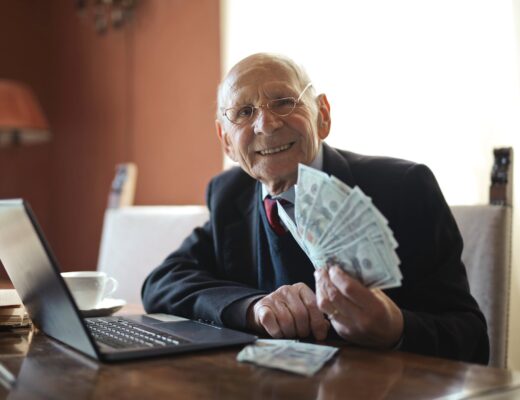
[85,318,188,350]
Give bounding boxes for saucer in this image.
[80,298,127,318]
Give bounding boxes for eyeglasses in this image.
[223,82,313,125]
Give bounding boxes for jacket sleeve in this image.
[141,178,266,328]
[392,164,489,364]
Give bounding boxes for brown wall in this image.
[0,0,53,226]
[1,0,222,277]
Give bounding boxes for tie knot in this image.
[263,197,287,235]
[266,196,289,206]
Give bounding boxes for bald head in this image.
[217,53,316,122]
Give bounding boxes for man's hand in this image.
[315,266,404,348]
[247,282,330,340]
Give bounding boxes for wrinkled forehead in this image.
[221,60,301,107]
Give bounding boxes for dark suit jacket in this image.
[142,143,489,364]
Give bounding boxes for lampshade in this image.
[0,79,51,147]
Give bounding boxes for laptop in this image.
[0,199,256,362]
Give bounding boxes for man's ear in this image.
[316,94,331,140]
[215,119,237,162]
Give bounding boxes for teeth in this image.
[259,143,292,155]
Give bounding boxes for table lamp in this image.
[0,79,51,147]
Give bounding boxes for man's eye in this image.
[271,98,296,109]
[236,106,254,118]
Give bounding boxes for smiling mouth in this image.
[257,142,294,156]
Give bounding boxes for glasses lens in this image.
[268,98,297,116]
[226,105,254,124]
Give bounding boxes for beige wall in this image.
[0,0,222,275]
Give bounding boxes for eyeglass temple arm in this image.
[297,82,313,102]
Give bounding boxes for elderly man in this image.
[142,53,489,364]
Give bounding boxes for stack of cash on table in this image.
[278,164,402,289]
[0,289,31,330]
[237,340,338,376]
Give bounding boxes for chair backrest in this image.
[450,205,512,368]
[449,145,513,368]
[97,206,209,305]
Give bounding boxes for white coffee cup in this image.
[61,271,118,310]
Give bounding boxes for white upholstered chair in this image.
[450,205,512,368]
[97,206,209,305]
[450,147,513,368]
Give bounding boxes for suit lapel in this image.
[221,179,259,286]
[322,143,356,187]
[235,181,259,272]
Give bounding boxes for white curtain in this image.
[222,0,519,205]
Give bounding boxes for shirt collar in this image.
[261,144,324,202]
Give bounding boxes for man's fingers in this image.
[272,301,297,337]
[298,284,330,340]
[255,297,298,338]
[253,283,331,340]
[315,265,405,347]
[283,283,319,338]
[315,266,365,327]
[329,266,372,309]
[314,268,336,315]
[255,304,282,338]
[285,303,310,338]
[315,268,344,315]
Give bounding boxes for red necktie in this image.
[263,197,287,236]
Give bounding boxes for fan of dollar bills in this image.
[278,164,402,289]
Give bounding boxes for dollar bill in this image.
[285,164,402,289]
[303,180,346,250]
[278,202,309,256]
[295,164,328,240]
[237,340,338,376]
[321,235,390,287]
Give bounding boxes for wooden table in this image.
[1,310,520,399]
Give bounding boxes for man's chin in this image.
[256,170,298,194]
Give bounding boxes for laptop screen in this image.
[0,199,98,358]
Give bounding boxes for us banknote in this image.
[278,164,402,289]
[237,340,338,376]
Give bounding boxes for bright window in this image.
[221,0,520,205]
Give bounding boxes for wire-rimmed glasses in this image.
[223,82,313,125]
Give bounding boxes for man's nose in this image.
[253,106,283,136]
